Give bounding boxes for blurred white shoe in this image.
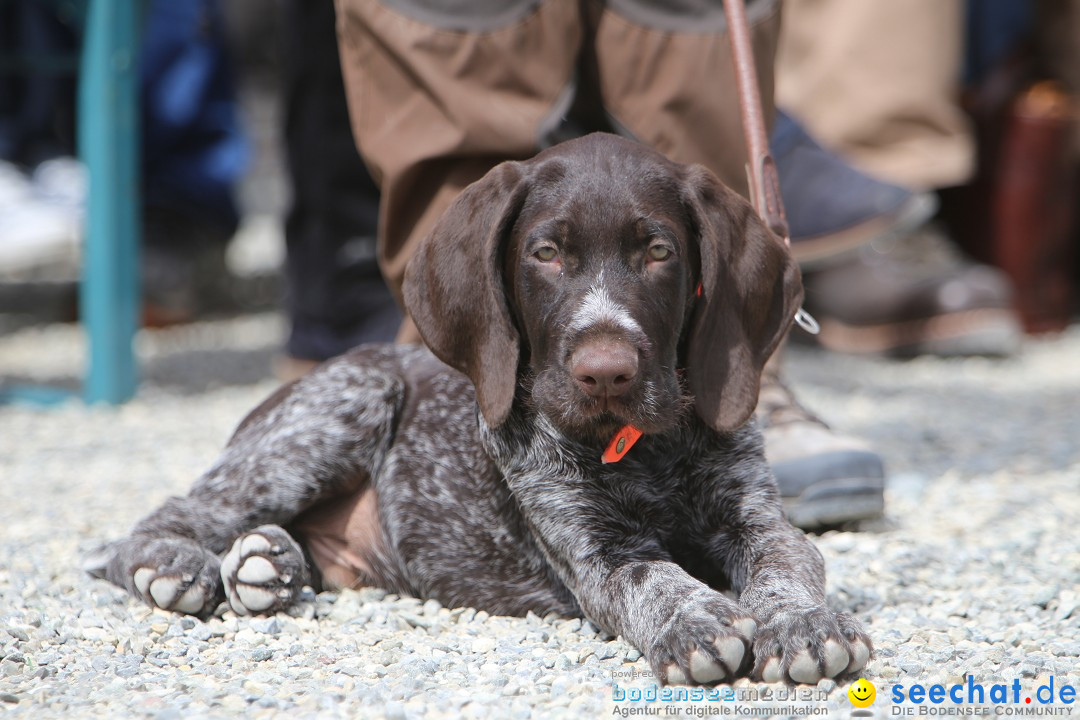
[0,159,83,272]
[0,160,34,206]
[32,157,87,216]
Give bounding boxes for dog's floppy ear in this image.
[682,165,803,433]
[403,161,528,429]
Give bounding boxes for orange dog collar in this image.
[602,425,643,464]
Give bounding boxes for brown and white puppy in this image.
[86,133,871,685]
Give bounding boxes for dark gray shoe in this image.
[799,225,1022,357]
[772,108,937,268]
[757,367,885,528]
[142,207,235,326]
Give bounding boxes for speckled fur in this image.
[90,134,871,684]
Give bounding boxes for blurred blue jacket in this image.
[140,0,248,230]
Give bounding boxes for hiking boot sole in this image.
[782,479,885,529]
[772,449,885,528]
[810,308,1022,357]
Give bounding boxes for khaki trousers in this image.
[776,0,974,191]
[334,0,781,340]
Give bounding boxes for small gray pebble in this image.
[595,645,619,661]
[250,617,280,635]
[401,613,433,629]
[189,625,213,642]
[6,628,29,643]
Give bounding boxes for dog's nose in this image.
[570,340,639,398]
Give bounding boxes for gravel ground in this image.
[1,313,1078,719]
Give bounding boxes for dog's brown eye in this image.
[648,245,672,262]
[535,246,559,263]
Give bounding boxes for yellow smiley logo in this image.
[848,678,877,708]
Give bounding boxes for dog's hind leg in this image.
[85,354,404,616]
[216,523,316,615]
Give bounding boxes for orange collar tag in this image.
[602,425,643,464]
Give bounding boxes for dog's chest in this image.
[596,439,704,528]
[490,419,709,529]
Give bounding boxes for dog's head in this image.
[404,133,802,440]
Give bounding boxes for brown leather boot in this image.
[757,355,885,528]
[799,225,1022,357]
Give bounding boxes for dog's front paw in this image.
[647,592,758,685]
[752,608,871,684]
[89,537,224,615]
[221,525,309,615]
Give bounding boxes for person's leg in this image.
[139,0,249,324]
[140,0,247,234]
[776,0,974,190]
[591,0,781,198]
[334,0,584,342]
[773,1,1021,357]
[282,0,401,368]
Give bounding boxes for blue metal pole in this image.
[79,0,140,404]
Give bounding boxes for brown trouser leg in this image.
[594,0,781,200]
[335,0,780,342]
[775,0,974,190]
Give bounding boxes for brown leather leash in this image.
[722,0,819,336]
[721,0,789,245]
